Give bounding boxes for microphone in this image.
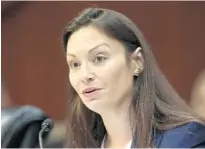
[38,118,54,149]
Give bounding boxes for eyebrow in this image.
[67,43,110,57]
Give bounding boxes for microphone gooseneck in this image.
[38,118,54,149]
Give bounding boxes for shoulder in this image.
[156,121,205,148]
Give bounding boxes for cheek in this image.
[99,57,132,88]
[69,73,79,92]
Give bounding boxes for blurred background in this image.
[2,1,205,121]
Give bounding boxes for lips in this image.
[82,87,101,94]
[82,87,102,99]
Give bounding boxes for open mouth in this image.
[82,88,101,98]
[83,89,99,94]
[87,89,96,93]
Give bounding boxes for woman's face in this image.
[66,26,136,113]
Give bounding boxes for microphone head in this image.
[41,118,54,132]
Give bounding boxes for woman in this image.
[63,8,205,148]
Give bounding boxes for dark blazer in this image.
[46,121,205,148]
[154,122,205,148]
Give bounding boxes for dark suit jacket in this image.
[154,122,205,148]
[45,122,205,148]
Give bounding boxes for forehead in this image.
[66,26,124,54]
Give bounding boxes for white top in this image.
[101,136,132,149]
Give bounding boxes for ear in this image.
[131,47,144,76]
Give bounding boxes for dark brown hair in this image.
[63,7,201,148]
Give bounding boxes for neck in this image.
[100,100,133,148]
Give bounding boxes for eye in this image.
[69,61,81,69]
[93,55,107,63]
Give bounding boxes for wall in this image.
[2,1,205,119]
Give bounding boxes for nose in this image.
[82,74,94,84]
[81,63,95,84]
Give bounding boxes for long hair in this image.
[62,8,202,148]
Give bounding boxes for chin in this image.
[83,98,106,114]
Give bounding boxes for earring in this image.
[134,68,141,76]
